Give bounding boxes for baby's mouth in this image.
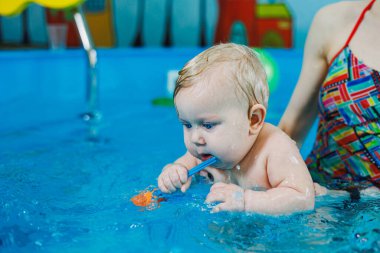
[200,154,213,161]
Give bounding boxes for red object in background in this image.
[45,9,80,47]
[256,18,292,48]
[46,9,65,24]
[214,0,258,46]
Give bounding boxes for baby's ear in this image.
[248,104,266,135]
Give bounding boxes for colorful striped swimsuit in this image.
[306,0,380,190]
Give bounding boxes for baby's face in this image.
[175,80,256,170]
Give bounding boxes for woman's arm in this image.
[279,7,331,146]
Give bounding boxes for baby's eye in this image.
[202,123,216,129]
[183,123,192,129]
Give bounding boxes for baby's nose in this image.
[191,130,206,145]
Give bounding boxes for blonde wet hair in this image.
[174,43,269,109]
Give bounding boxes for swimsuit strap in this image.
[329,0,376,65]
[344,0,376,46]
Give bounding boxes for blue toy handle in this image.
[188,156,217,176]
[155,157,217,197]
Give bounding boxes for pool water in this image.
[1,49,379,252]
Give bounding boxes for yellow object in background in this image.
[84,0,114,47]
[0,0,84,16]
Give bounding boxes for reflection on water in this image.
[82,111,102,142]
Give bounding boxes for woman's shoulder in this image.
[308,1,366,55]
[314,0,366,25]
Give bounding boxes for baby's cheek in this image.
[183,136,192,150]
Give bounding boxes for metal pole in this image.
[73,6,101,122]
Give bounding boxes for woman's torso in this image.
[307,0,380,189]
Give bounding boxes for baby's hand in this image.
[205,182,245,213]
[158,163,191,193]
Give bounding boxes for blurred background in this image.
[0,0,344,50]
[0,0,348,157]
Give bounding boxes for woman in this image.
[279,0,380,192]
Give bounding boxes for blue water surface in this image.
[0,49,379,252]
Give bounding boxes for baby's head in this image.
[174,43,269,110]
[173,43,269,169]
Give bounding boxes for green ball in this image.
[253,48,279,93]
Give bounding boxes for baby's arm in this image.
[158,151,198,193]
[244,141,315,214]
[206,136,315,215]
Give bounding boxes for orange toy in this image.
[131,187,165,210]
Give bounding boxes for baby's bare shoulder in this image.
[257,124,303,165]
[262,123,297,147]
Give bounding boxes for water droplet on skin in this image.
[289,156,299,164]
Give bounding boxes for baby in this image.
[158,43,315,215]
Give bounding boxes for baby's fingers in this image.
[205,190,225,204]
[161,174,176,193]
[210,182,227,191]
[158,174,172,193]
[180,177,192,193]
[169,170,183,189]
[158,176,170,193]
[177,167,188,184]
[211,203,229,213]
